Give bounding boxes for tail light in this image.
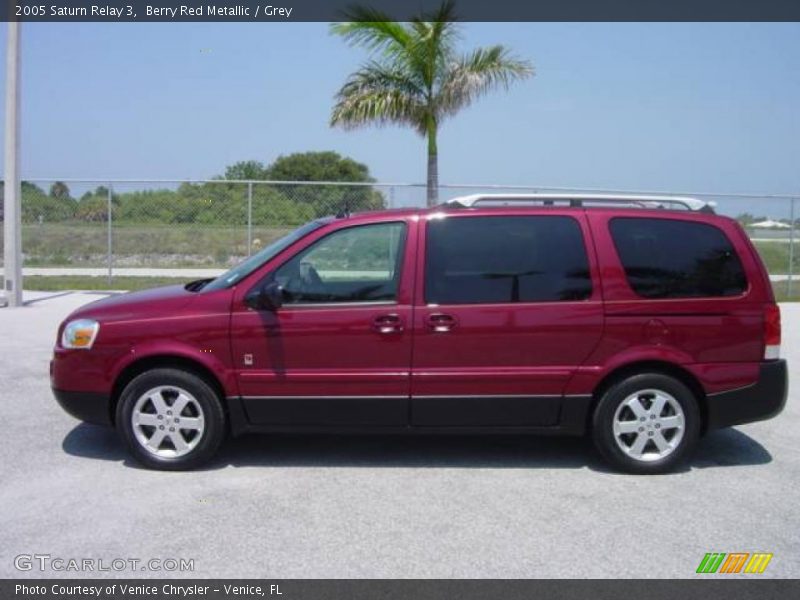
[764,304,781,360]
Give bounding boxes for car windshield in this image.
[202,220,326,291]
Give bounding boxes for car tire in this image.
[116,368,226,470]
[592,373,701,474]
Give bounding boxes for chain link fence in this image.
[1,179,797,299]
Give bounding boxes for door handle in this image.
[426,313,457,333]
[372,314,404,335]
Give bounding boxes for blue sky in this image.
[0,22,799,195]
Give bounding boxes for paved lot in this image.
[0,292,798,579]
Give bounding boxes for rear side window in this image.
[609,217,747,299]
[425,216,592,304]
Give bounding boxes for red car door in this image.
[410,210,604,427]
[230,216,417,426]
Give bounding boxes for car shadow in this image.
[62,423,772,473]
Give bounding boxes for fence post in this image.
[788,197,796,300]
[247,182,253,257]
[107,184,113,286]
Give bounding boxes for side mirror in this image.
[245,281,284,311]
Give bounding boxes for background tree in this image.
[5,153,384,227]
[76,186,116,222]
[330,0,533,205]
[264,151,384,215]
[49,181,71,199]
[16,181,75,223]
[265,151,372,182]
[223,160,268,181]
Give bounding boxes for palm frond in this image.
[436,45,534,118]
[330,2,532,143]
[409,1,459,89]
[330,63,428,134]
[330,9,413,60]
[423,0,460,53]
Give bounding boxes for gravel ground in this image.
[0,291,797,579]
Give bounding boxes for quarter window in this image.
[425,216,592,304]
[273,222,406,304]
[609,217,747,298]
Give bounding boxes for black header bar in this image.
[2,0,800,22]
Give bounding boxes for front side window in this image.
[425,216,592,304]
[273,222,406,304]
[609,217,747,298]
[203,220,325,291]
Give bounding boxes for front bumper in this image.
[706,360,788,429]
[52,388,112,426]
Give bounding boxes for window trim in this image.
[608,216,749,301]
[423,214,594,306]
[265,220,409,308]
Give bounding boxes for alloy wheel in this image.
[611,388,685,462]
[131,386,205,458]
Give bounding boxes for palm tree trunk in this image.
[426,121,439,207]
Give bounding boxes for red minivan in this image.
[51,194,787,473]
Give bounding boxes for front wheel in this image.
[592,373,701,474]
[116,368,226,470]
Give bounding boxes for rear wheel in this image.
[116,368,225,470]
[592,373,701,474]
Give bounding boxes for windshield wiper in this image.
[184,278,214,292]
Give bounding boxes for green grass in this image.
[25,274,800,301]
[5,223,797,273]
[7,223,294,268]
[24,276,192,292]
[772,280,800,302]
[8,221,800,301]
[752,241,798,274]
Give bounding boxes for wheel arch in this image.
[110,355,227,426]
[589,360,708,433]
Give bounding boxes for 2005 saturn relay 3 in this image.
[51,194,787,473]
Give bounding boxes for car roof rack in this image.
[444,193,716,213]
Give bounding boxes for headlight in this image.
[61,319,100,349]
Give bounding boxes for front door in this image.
[411,212,604,426]
[230,219,416,426]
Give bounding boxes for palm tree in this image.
[330,0,533,206]
[49,181,71,200]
